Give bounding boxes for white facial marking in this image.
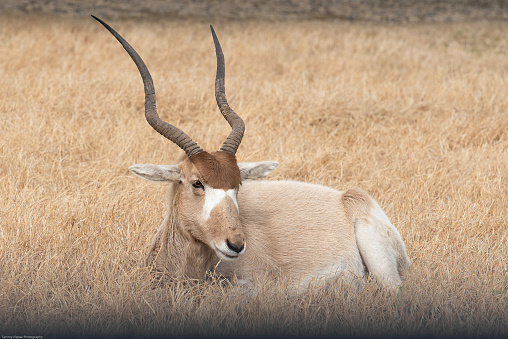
[226,188,239,211]
[202,186,239,220]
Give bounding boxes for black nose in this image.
[227,239,244,253]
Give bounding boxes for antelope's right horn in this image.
[93,15,203,158]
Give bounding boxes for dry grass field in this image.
[0,15,507,338]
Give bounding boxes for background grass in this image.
[0,15,507,337]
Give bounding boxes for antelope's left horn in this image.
[210,25,245,155]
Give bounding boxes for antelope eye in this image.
[192,180,204,190]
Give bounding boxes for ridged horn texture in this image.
[92,15,203,158]
[210,25,245,154]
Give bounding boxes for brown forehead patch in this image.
[190,151,241,189]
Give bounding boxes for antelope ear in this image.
[128,164,181,183]
[238,161,279,180]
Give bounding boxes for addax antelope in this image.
[93,16,411,292]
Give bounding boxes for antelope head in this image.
[93,17,277,260]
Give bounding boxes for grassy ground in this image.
[0,15,507,338]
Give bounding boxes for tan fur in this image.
[145,160,411,292]
[342,187,411,289]
[219,181,366,287]
[145,182,217,279]
[342,187,374,222]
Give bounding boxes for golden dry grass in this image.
[0,15,507,337]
